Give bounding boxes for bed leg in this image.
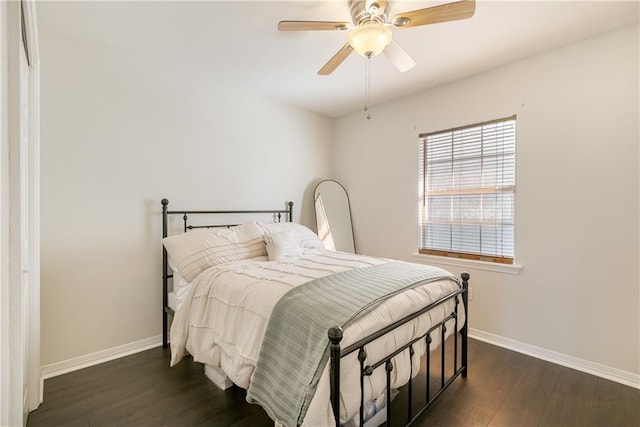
[328,326,343,427]
[460,272,470,378]
[162,311,168,348]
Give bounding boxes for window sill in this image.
[412,253,522,275]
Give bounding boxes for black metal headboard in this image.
[160,198,294,348]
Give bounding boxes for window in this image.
[418,116,516,264]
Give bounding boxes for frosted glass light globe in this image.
[348,22,392,57]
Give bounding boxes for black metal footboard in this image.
[328,272,469,427]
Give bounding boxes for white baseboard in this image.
[469,328,640,389]
[40,335,163,380]
[37,330,640,391]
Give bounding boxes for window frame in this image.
[418,115,516,265]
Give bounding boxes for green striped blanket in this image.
[246,261,458,426]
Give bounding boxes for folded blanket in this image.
[246,261,458,427]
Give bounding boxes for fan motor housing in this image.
[349,0,390,25]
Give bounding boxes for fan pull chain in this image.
[364,53,371,120]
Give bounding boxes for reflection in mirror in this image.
[314,180,355,253]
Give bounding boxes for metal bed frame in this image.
[329,273,469,426]
[160,198,468,427]
[161,198,294,347]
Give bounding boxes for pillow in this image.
[264,231,300,261]
[257,221,326,251]
[162,220,266,282]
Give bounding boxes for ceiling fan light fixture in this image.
[348,22,392,57]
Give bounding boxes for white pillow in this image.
[264,231,301,261]
[257,221,326,251]
[162,220,266,282]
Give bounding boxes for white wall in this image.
[334,25,639,378]
[39,29,333,367]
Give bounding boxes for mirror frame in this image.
[313,179,356,253]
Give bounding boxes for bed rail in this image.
[161,198,294,348]
[329,272,469,427]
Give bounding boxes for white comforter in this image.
[170,250,464,426]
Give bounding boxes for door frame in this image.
[0,0,40,424]
[21,0,44,416]
[22,0,41,413]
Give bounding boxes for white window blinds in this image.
[419,116,516,264]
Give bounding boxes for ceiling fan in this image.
[278,0,476,75]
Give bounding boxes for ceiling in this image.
[37,0,639,118]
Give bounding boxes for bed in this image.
[161,199,469,427]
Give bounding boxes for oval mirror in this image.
[314,180,355,253]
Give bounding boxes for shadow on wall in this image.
[302,179,327,230]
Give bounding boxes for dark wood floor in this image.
[28,338,639,427]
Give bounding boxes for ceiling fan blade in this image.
[278,20,351,31]
[318,43,354,75]
[392,0,475,29]
[383,39,416,72]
